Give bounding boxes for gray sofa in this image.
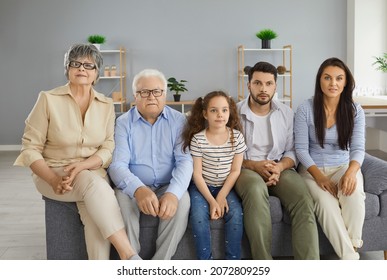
[43,153,387,259]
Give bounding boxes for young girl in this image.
[182,91,247,260]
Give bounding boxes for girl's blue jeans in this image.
[188,181,243,260]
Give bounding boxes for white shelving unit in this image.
[98,47,127,113]
[237,45,292,108]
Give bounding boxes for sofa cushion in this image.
[269,196,284,223]
[380,191,387,218]
[365,193,380,219]
[362,153,387,195]
[140,213,159,228]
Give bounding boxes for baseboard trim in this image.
[0,145,21,151]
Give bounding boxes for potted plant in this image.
[256,29,278,49]
[167,77,188,102]
[373,53,387,73]
[87,34,106,50]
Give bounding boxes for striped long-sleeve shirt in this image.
[294,98,365,169]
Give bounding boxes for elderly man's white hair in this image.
[132,69,168,97]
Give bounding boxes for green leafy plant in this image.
[255,29,278,40]
[167,77,188,95]
[87,34,106,44]
[373,53,387,73]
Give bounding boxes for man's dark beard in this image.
[249,91,274,106]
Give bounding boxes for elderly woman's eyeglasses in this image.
[69,61,96,70]
[136,89,164,98]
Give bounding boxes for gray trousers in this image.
[114,185,190,260]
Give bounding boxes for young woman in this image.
[294,57,366,260]
[182,91,247,260]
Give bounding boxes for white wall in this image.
[347,0,387,151]
[0,0,348,145]
[347,0,387,95]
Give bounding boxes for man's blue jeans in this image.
[188,182,243,260]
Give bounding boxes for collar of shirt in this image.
[133,106,169,124]
[239,97,280,121]
[50,83,110,104]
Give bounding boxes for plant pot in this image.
[261,40,271,49]
[173,94,181,102]
[92,43,101,50]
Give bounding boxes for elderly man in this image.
[108,69,193,260]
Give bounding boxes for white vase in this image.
[92,43,101,50]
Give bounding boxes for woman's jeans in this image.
[188,182,243,260]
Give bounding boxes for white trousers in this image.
[298,164,365,260]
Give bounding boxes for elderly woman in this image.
[14,43,140,260]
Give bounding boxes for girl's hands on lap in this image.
[215,194,229,218]
[209,201,222,220]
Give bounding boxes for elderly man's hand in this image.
[134,186,160,217]
[158,192,178,220]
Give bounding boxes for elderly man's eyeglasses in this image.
[136,89,164,98]
[68,61,96,70]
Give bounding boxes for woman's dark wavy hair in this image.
[313,57,356,150]
[182,91,243,151]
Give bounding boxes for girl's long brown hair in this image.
[182,91,243,151]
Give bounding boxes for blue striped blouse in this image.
[294,98,365,169]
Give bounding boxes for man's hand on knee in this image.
[158,192,178,220]
[134,186,160,217]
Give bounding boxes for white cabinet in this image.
[98,47,127,113]
[237,45,292,108]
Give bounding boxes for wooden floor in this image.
[0,151,45,259]
[0,150,386,260]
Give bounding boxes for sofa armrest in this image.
[361,153,387,195]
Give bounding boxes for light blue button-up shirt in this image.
[108,106,193,200]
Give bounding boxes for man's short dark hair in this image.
[248,61,278,82]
